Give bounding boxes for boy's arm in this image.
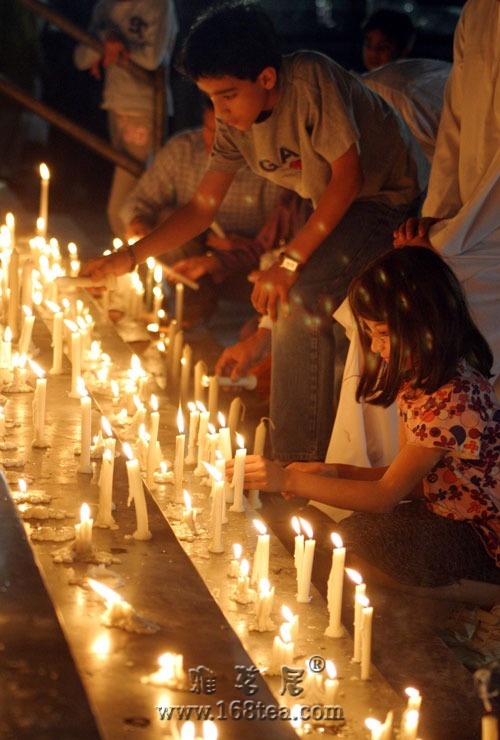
[251,144,363,320]
[81,170,235,279]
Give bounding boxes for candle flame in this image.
[196,401,206,412]
[150,394,158,412]
[22,305,33,317]
[122,442,134,461]
[325,659,337,679]
[258,577,271,595]
[154,263,163,283]
[64,319,78,332]
[281,604,295,622]
[217,412,226,429]
[233,543,242,560]
[87,578,123,605]
[103,448,113,464]
[202,720,218,740]
[253,519,267,536]
[39,162,50,180]
[299,517,313,540]
[280,622,292,644]
[80,502,91,522]
[356,593,370,608]
[18,478,27,493]
[290,705,303,728]
[101,417,113,437]
[365,718,382,731]
[146,256,155,270]
[183,490,191,511]
[202,462,221,481]
[331,532,343,549]
[177,406,184,434]
[240,558,250,577]
[67,242,78,256]
[405,687,420,698]
[4,326,12,342]
[180,722,195,740]
[236,432,245,449]
[28,359,45,379]
[188,401,196,412]
[291,516,301,536]
[208,422,215,434]
[345,567,363,585]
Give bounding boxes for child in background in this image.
[361,9,416,71]
[233,247,500,589]
[74,0,179,237]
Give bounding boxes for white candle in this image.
[346,568,366,663]
[229,433,246,512]
[291,516,304,594]
[405,687,422,711]
[21,259,33,310]
[205,463,224,554]
[400,709,419,740]
[324,660,339,705]
[194,406,210,475]
[96,447,115,527]
[174,407,185,502]
[228,543,242,578]
[281,604,299,642]
[124,443,152,540]
[30,363,47,448]
[194,360,207,405]
[18,309,35,356]
[271,622,294,674]
[175,282,184,329]
[360,595,373,680]
[7,249,20,340]
[74,502,93,557]
[180,344,192,407]
[185,402,199,465]
[38,162,50,237]
[207,375,219,425]
[254,577,275,632]
[146,395,160,489]
[248,416,268,509]
[227,396,244,445]
[78,392,93,474]
[181,490,197,535]
[297,519,315,603]
[251,519,269,586]
[171,329,184,387]
[66,322,82,398]
[325,532,346,638]
[50,310,64,375]
[482,715,499,740]
[217,412,232,461]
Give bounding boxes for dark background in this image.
[0,0,466,248]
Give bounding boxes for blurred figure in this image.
[74,0,179,237]
[362,9,416,71]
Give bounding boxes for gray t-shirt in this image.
[209,51,428,208]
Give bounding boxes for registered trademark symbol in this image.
[308,655,326,673]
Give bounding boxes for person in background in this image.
[74,0,179,238]
[121,100,283,325]
[230,247,500,590]
[361,9,416,72]
[394,0,500,398]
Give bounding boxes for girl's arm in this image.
[240,444,444,514]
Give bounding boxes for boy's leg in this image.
[270,199,412,463]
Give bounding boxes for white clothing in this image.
[423,0,500,380]
[361,59,451,162]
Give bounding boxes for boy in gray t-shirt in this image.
[83,1,428,462]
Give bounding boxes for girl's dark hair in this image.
[362,10,416,54]
[178,1,281,82]
[348,246,493,406]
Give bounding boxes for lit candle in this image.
[173,406,185,502]
[234,557,251,601]
[254,577,275,632]
[292,516,304,595]
[229,433,246,512]
[281,604,299,642]
[21,259,33,310]
[66,321,82,398]
[325,532,346,638]
[185,401,199,465]
[146,394,160,489]
[194,405,210,476]
[181,490,197,535]
[7,249,20,340]
[296,519,315,604]
[18,308,35,356]
[227,396,244,445]
[193,360,207,405]
[78,387,93,474]
[217,412,232,461]
[74,502,93,557]
[204,463,224,554]
[49,308,64,375]
[207,375,219,425]
[30,361,47,448]
[399,708,419,740]
[247,416,269,509]
[405,687,422,711]
[359,595,373,680]
[87,578,136,630]
[228,543,242,578]
[346,568,366,663]
[175,282,184,329]
[270,622,294,674]
[1,326,12,368]
[123,443,152,540]
[324,660,339,705]
[141,652,186,689]
[38,162,50,237]
[251,519,269,586]
[95,447,115,528]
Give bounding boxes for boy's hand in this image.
[225,454,286,493]
[251,262,298,321]
[170,254,219,281]
[80,250,134,288]
[215,328,271,381]
[393,217,439,248]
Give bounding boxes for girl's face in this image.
[362,319,391,362]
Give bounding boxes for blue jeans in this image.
[270,199,416,462]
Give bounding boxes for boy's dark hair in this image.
[178,0,281,82]
[362,9,415,54]
[348,246,493,406]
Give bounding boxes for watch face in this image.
[280,255,300,272]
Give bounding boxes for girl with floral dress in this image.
[233,246,500,587]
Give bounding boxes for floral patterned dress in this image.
[399,359,500,566]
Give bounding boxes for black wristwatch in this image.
[278,252,303,273]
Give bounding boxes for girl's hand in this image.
[393,217,439,248]
[80,249,134,286]
[226,454,286,493]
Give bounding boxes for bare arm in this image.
[80,170,234,280]
[238,443,444,514]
